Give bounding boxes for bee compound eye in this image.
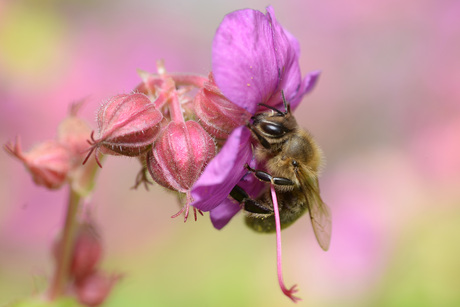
[260,122,285,137]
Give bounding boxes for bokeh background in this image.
[1,0,459,306]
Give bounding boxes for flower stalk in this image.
[169,90,185,124]
[48,187,81,300]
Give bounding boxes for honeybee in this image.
[230,93,332,251]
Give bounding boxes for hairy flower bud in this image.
[84,93,163,167]
[4,138,71,189]
[147,121,216,193]
[193,75,251,142]
[52,219,103,282]
[58,114,93,160]
[71,222,103,281]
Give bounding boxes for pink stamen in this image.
[192,207,204,221]
[270,183,301,303]
[171,204,186,220]
[183,204,190,222]
[171,194,201,223]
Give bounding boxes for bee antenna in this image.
[281,91,291,114]
[257,103,284,116]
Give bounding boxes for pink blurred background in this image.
[1,0,460,306]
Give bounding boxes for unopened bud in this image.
[51,219,103,282]
[147,121,216,193]
[58,115,93,160]
[4,138,71,189]
[84,93,164,167]
[193,75,251,142]
[71,222,103,281]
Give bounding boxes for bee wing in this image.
[307,188,332,251]
[298,169,332,251]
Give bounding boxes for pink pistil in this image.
[270,183,301,303]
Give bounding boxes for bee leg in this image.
[230,185,272,214]
[245,164,294,187]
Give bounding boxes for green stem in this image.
[47,188,81,300]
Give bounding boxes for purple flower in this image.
[191,6,319,228]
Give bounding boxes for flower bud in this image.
[84,93,164,167]
[74,272,120,307]
[71,221,103,281]
[4,138,71,189]
[147,121,216,193]
[52,219,103,282]
[58,114,93,160]
[193,75,251,142]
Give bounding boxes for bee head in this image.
[251,95,297,142]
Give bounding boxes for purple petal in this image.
[191,126,252,211]
[266,70,321,112]
[289,70,321,110]
[208,158,273,230]
[266,6,302,101]
[210,199,241,230]
[283,28,301,59]
[212,9,279,114]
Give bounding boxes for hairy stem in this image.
[169,74,208,88]
[169,90,185,123]
[47,188,81,300]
